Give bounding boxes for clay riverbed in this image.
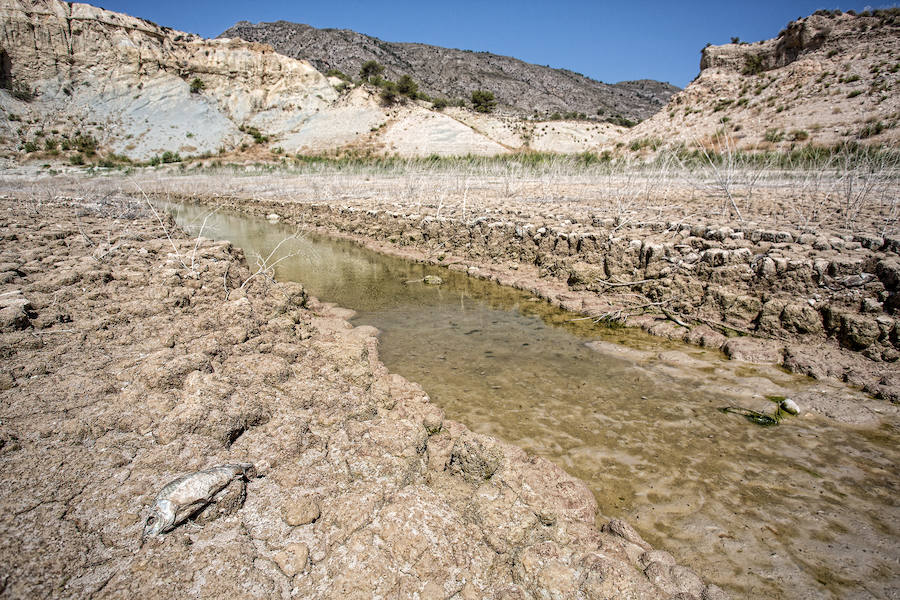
[167,202,899,600]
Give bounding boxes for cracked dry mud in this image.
[0,197,727,599]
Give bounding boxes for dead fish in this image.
[142,463,255,539]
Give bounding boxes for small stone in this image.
[273,543,308,577]
[423,411,443,435]
[0,304,31,331]
[702,584,732,600]
[722,338,784,363]
[0,372,14,390]
[281,497,320,526]
[780,399,800,415]
[423,275,443,285]
[266,213,281,222]
[602,519,651,550]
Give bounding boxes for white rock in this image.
[781,398,800,415]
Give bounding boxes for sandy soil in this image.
[0,195,731,599]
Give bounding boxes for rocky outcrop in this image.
[631,10,900,147]
[219,20,679,120]
[699,10,898,73]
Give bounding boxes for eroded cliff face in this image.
[0,0,344,159]
[0,0,629,161]
[698,14,839,73]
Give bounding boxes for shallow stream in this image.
[168,203,899,600]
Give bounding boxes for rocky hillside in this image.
[0,0,636,163]
[631,10,900,147]
[219,20,679,121]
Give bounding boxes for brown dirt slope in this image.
[0,196,726,599]
[633,10,900,148]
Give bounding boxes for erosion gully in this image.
[167,202,899,600]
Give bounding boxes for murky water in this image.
[168,203,899,600]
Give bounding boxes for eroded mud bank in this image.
[0,196,725,599]
[187,194,899,412]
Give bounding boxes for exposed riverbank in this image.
[158,183,899,423]
[164,200,900,600]
[0,195,728,598]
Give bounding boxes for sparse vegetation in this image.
[189,78,205,94]
[606,115,637,128]
[858,121,885,138]
[359,60,385,82]
[629,137,662,152]
[379,81,399,105]
[742,54,765,76]
[396,75,419,99]
[471,89,497,113]
[325,68,351,81]
[764,129,785,143]
[239,125,269,144]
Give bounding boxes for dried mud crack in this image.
[0,196,727,598]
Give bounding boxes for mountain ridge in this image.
[218,20,679,121]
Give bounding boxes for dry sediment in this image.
[184,193,900,408]
[0,196,727,599]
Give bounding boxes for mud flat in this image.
[0,195,729,598]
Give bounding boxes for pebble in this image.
[281,497,321,526]
[274,543,309,577]
[423,275,443,285]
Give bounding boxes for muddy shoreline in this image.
[171,192,899,419]
[0,196,732,598]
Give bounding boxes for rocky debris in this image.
[423,275,443,285]
[219,20,678,120]
[0,289,33,331]
[0,196,724,598]
[281,497,321,526]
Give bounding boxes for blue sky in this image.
[94,1,890,87]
